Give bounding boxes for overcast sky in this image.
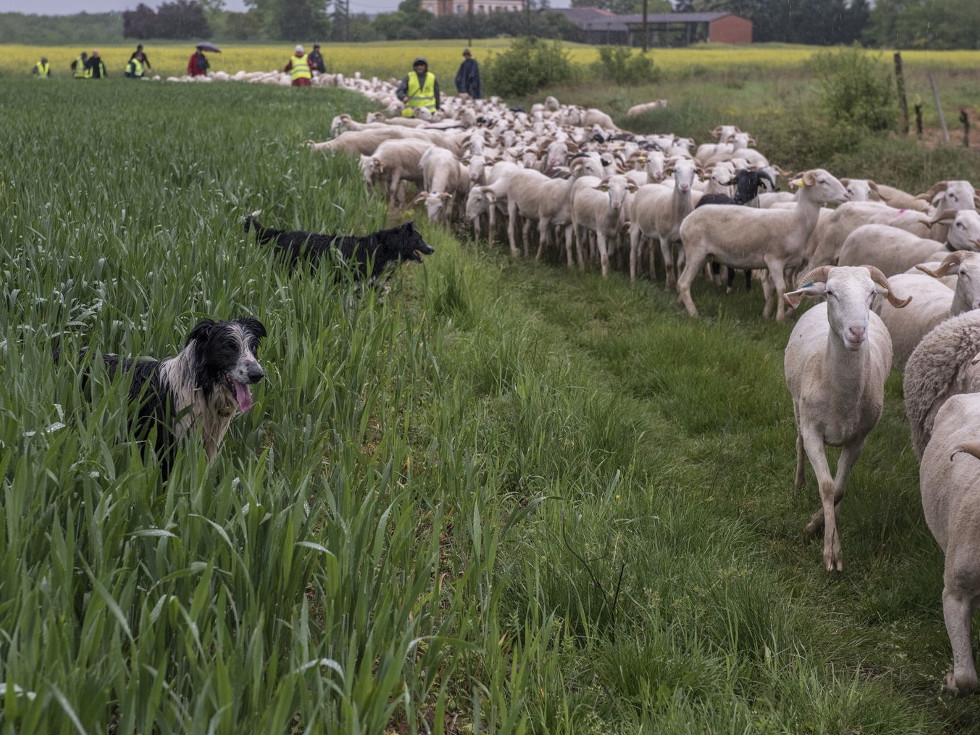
[0,0,571,17]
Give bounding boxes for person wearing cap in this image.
[86,49,108,79]
[396,57,440,118]
[308,43,326,74]
[33,56,51,78]
[72,51,91,79]
[284,45,312,87]
[454,48,482,100]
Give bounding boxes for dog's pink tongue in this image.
[234,382,254,413]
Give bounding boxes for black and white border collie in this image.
[65,317,266,478]
[244,210,435,284]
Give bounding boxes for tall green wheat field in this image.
[0,76,975,733]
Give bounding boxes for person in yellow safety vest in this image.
[396,57,441,118]
[126,52,146,79]
[33,56,51,78]
[71,52,90,79]
[87,49,108,79]
[284,45,312,87]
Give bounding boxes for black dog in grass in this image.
[57,317,266,480]
[244,211,435,284]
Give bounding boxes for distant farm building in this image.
[420,0,524,15]
[553,7,753,47]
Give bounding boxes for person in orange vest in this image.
[284,45,312,87]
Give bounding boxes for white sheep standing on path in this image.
[677,169,849,321]
[904,310,980,460]
[628,157,700,287]
[873,251,980,372]
[783,265,911,571]
[918,392,980,694]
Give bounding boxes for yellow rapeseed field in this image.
[7,41,980,82]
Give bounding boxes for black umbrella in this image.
[196,42,221,53]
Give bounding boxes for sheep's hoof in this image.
[805,509,824,537]
[823,536,843,572]
[947,670,978,696]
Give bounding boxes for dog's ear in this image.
[187,318,217,345]
[239,317,267,341]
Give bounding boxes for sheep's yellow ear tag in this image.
[789,178,803,190]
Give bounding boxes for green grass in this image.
[0,74,976,733]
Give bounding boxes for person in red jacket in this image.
[188,47,210,76]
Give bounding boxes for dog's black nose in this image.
[247,363,264,384]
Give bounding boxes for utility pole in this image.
[468,0,473,47]
[333,0,350,41]
[642,0,648,52]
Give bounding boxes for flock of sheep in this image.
[172,67,980,695]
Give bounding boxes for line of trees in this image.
[2,0,978,48]
[123,1,212,39]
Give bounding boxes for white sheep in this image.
[696,131,756,167]
[309,125,465,157]
[839,177,930,211]
[308,129,398,156]
[783,265,910,571]
[361,138,432,207]
[502,168,578,261]
[871,276,952,372]
[904,310,980,460]
[414,145,468,224]
[836,210,980,276]
[463,161,522,244]
[677,169,850,321]
[805,202,935,269]
[918,393,980,694]
[918,179,980,213]
[756,190,797,208]
[583,107,620,132]
[569,174,635,275]
[873,251,980,372]
[627,157,701,286]
[625,100,668,120]
[711,124,742,143]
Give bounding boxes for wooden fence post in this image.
[929,73,950,143]
[961,109,970,147]
[894,52,909,135]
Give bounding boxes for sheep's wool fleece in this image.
[904,310,980,458]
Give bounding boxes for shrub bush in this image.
[812,45,896,135]
[483,36,576,98]
[590,46,658,86]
